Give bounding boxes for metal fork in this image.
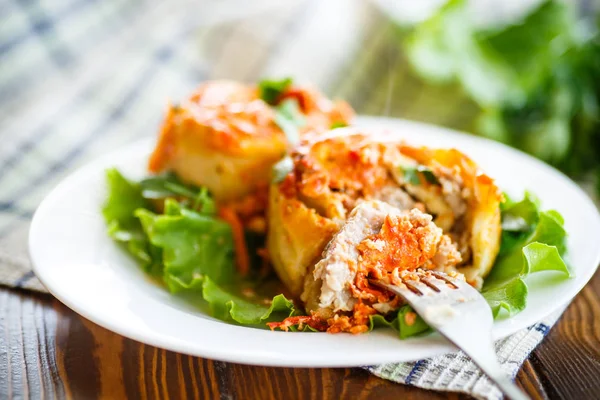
[371,270,529,400]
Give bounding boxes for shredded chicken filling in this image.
[272,205,463,334]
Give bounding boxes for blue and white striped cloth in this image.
[0,1,569,398]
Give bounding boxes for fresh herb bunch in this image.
[405,0,600,192]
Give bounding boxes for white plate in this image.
[29,117,600,367]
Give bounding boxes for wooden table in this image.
[1,271,599,400]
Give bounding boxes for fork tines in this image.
[388,269,459,296]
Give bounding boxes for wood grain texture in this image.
[1,270,599,399]
[530,269,600,400]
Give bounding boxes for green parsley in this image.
[401,166,440,185]
[274,98,306,145]
[258,77,293,105]
[330,121,348,129]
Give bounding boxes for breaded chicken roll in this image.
[267,128,501,309]
[148,80,354,203]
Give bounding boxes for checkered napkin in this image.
[0,1,571,398]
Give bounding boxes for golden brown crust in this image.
[289,134,404,221]
[148,80,354,202]
[398,146,502,286]
[266,184,339,297]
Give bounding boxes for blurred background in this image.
[1,0,599,257]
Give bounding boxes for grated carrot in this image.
[218,206,250,276]
[267,316,328,332]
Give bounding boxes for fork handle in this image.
[457,340,530,400]
[482,372,530,400]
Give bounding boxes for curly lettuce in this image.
[103,169,571,337]
[481,193,571,317]
[369,305,431,339]
[102,169,162,274]
[102,169,296,326]
[202,277,296,325]
[136,199,235,291]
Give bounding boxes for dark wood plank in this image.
[2,274,599,399]
[0,289,66,399]
[516,360,548,400]
[529,270,600,400]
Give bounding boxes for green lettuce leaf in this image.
[499,192,540,256]
[522,242,569,275]
[136,198,235,292]
[369,305,430,339]
[529,210,567,254]
[397,306,431,339]
[482,242,570,317]
[482,193,571,317]
[488,209,567,284]
[369,314,395,330]
[500,191,539,223]
[139,173,216,215]
[202,277,296,325]
[288,324,321,332]
[104,169,296,328]
[482,277,528,317]
[103,168,149,223]
[102,169,162,274]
